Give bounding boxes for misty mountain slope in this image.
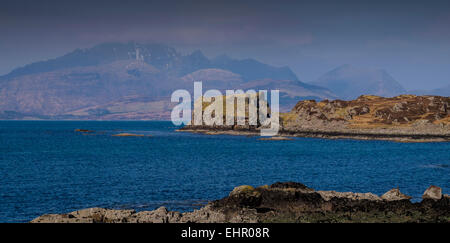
[2,43,180,80]
[64,95,176,120]
[0,60,180,118]
[310,64,407,100]
[211,55,299,81]
[0,42,336,120]
[430,85,450,96]
[180,69,335,111]
[181,69,336,109]
[2,42,298,82]
[181,68,243,90]
[410,84,450,97]
[241,79,337,111]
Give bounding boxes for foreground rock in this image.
[381,188,412,201]
[423,185,442,200]
[32,182,450,223]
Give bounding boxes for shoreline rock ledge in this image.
[31,182,450,223]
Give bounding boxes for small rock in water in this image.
[258,136,293,141]
[74,129,94,133]
[381,188,412,201]
[422,185,442,200]
[112,133,147,137]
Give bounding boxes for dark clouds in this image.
[1,0,450,90]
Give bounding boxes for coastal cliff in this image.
[31,182,450,223]
[180,95,450,142]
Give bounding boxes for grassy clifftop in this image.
[282,95,450,130]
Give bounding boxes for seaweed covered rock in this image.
[269,182,313,191]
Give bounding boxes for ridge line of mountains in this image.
[0,42,447,120]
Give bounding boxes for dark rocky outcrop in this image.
[31,182,450,223]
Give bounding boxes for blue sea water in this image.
[0,121,449,222]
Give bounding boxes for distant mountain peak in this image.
[310,65,406,100]
[183,50,210,64]
[189,50,206,58]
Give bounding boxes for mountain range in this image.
[0,42,335,119]
[1,42,442,120]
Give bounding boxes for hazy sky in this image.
[1,0,450,90]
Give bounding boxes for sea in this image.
[0,121,449,222]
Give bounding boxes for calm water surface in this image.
[0,121,449,222]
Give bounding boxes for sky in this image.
[1,0,450,90]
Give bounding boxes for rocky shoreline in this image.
[178,95,450,142]
[178,126,450,142]
[31,182,450,223]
